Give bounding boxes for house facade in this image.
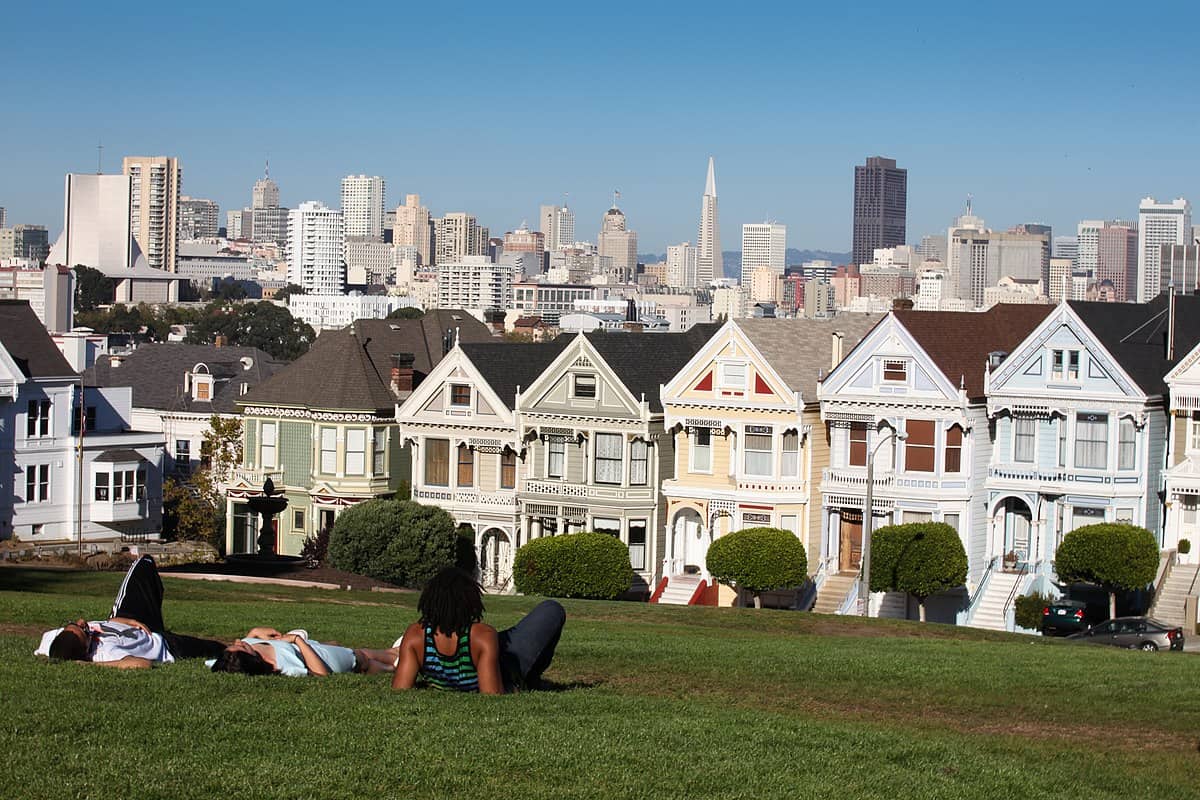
[1163,337,1200,556]
[223,312,493,555]
[818,304,1052,620]
[396,339,568,589]
[660,315,879,606]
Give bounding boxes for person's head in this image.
[418,567,484,637]
[210,641,277,675]
[48,619,92,661]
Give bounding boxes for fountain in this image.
[244,477,290,558]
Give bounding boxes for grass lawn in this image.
[2,567,1198,799]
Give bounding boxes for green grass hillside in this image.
[2,568,1197,799]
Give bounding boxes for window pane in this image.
[425,439,449,486]
[628,519,646,570]
[1075,414,1108,470]
[849,423,867,466]
[744,433,772,476]
[94,472,109,501]
[630,440,648,486]
[320,428,337,474]
[692,428,711,472]
[1014,419,1035,463]
[548,438,565,478]
[944,426,962,473]
[721,363,746,388]
[450,385,471,406]
[500,450,516,489]
[574,375,596,398]
[1118,418,1136,470]
[345,429,366,475]
[373,429,386,474]
[782,431,799,476]
[457,444,474,487]
[595,433,623,485]
[905,420,935,473]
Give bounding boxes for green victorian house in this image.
[223,310,493,555]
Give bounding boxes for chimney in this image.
[830,331,845,370]
[214,334,227,348]
[390,352,416,395]
[626,297,638,322]
[987,351,1008,370]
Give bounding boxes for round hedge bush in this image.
[1054,522,1158,618]
[1014,591,1054,632]
[705,527,808,606]
[327,498,461,587]
[512,532,634,600]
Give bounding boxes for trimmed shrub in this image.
[1055,523,1158,620]
[1014,591,1054,632]
[869,522,967,622]
[327,499,459,587]
[300,526,331,569]
[706,527,808,608]
[512,532,633,600]
[1179,538,1192,555]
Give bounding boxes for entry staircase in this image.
[876,591,909,619]
[655,574,705,605]
[812,574,858,614]
[967,570,1024,631]
[1150,562,1200,630]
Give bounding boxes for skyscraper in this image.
[696,157,721,285]
[539,203,575,252]
[253,165,280,209]
[340,175,386,240]
[1097,223,1138,302]
[435,213,488,264]
[288,201,344,295]
[597,198,638,283]
[122,155,182,273]
[740,222,787,283]
[179,197,220,239]
[1138,197,1192,302]
[666,242,697,289]
[394,194,432,266]
[851,156,907,267]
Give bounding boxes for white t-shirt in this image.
[35,621,175,664]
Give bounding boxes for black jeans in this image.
[497,600,565,690]
[110,556,225,660]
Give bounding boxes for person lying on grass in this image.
[35,555,226,669]
[209,627,399,677]
[392,567,565,695]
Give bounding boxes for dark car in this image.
[1041,599,1089,636]
[1067,616,1185,651]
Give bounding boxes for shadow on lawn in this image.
[528,679,603,692]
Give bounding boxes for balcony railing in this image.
[413,487,517,508]
[522,481,656,502]
[821,467,895,493]
[229,467,285,490]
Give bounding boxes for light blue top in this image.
[243,638,356,677]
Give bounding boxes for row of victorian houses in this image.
[220,295,1200,630]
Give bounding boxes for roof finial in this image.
[265,158,270,179]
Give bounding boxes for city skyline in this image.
[2,4,1197,253]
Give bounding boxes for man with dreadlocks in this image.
[391,566,565,694]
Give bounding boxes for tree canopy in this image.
[73,265,115,312]
[386,306,425,320]
[1055,523,1159,619]
[706,527,808,608]
[869,522,967,621]
[185,301,315,360]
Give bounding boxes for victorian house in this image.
[659,315,879,606]
[224,311,492,555]
[818,304,1052,622]
[1,300,165,547]
[984,296,1200,628]
[395,338,568,590]
[514,326,717,595]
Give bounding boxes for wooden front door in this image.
[839,511,863,573]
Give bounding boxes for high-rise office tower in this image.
[0,208,6,229]
[288,201,345,295]
[1138,197,1192,302]
[851,156,907,267]
[253,165,280,209]
[945,203,1046,307]
[1161,244,1200,294]
[1097,223,1138,302]
[1010,223,1052,288]
[340,175,386,240]
[49,174,142,271]
[597,199,638,283]
[539,203,575,252]
[503,223,545,269]
[435,212,488,265]
[1053,235,1079,267]
[122,155,182,272]
[740,222,787,283]
[696,157,722,284]
[179,196,220,239]
[666,242,698,289]
[394,194,432,266]
[0,224,50,262]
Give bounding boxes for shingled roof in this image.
[737,314,883,402]
[459,339,571,407]
[84,344,286,414]
[0,300,76,379]
[894,304,1055,400]
[584,324,721,412]
[240,310,494,413]
[1069,294,1200,397]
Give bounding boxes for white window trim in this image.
[689,428,713,475]
[742,425,774,478]
[546,437,567,480]
[1012,418,1036,464]
[260,422,278,469]
[1049,348,1082,383]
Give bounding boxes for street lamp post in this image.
[860,429,907,616]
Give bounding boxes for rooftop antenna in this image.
[265,158,270,179]
[966,193,974,215]
[562,191,569,210]
[613,189,620,208]
[96,143,103,174]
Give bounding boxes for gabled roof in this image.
[0,300,76,378]
[83,344,286,414]
[736,315,883,400]
[459,339,571,407]
[894,304,1054,400]
[584,324,720,411]
[1069,295,1200,397]
[241,310,494,413]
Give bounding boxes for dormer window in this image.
[191,363,214,401]
[719,362,747,390]
[882,360,907,382]
[1051,349,1080,381]
[573,374,597,399]
[450,384,471,407]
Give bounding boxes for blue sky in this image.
[4,1,1197,254]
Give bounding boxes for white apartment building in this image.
[289,292,421,332]
[341,175,386,240]
[435,213,488,265]
[122,156,182,273]
[344,238,395,285]
[0,263,74,332]
[1138,197,1192,303]
[538,203,575,252]
[666,242,698,289]
[740,222,786,283]
[436,256,515,312]
[179,196,219,240]
[288,201,344,295]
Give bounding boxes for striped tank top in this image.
[419,626,479,692]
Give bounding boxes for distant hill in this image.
[638,249,852,270]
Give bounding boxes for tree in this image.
[161,479,220,549]
[274,283,307,303]
[511,532,633,600]
[1055,523,1159,620]
[326,499,462,587]
[186,301,315,361]
[706,527,808,608]
[386,306,425,320]
[869,522,967,622]
[73,265,115,312]
[185,416,244,555]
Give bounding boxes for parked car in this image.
[1066,617,1185,651]
[1041,599,1089,636]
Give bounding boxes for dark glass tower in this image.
[852,156,907,267]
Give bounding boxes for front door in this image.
[319,508,335,534]
[839,511,863,573]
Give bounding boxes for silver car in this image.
[1067,616,1184,651]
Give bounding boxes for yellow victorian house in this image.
[659,315,880,607]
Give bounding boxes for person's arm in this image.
[470,623,503,695]
[108,617,151,634]
[391,622,426,690]
[91,656,153,669]
[284,633,329,676]
[246,627,285,640]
